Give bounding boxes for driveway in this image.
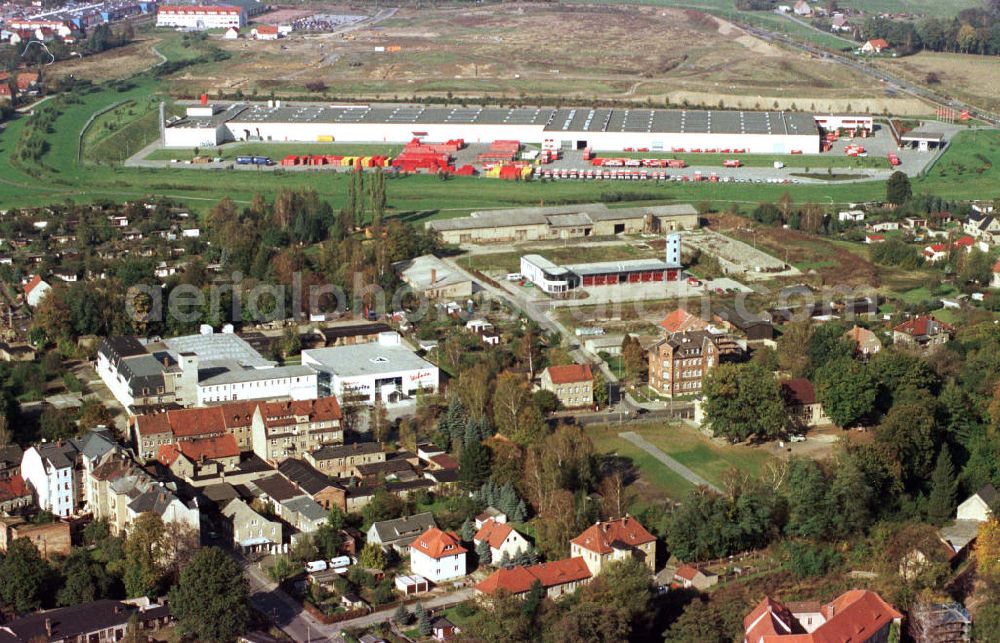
[618,431,722,493]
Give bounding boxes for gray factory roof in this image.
[302,343,435,378]
[190,102,818,137]
[197,363,315,387]
[566,258,672,277]
[162,332,274,368]
[428,202,696,232]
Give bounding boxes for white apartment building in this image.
[156,5,244,30]
[21,443,78,517]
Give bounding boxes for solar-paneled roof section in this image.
[218,103,818,136]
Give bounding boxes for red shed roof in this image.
[476,557,591,595]
[474,519,514,550]
[781,378,816,406]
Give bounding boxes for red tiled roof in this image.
[781,378,816,406]
[993,260,1000,273]
[674,564,700,581]
[476,557,591,595]
[429,453,459,471]
[474,519,514,550]
[259,397,341,427]
[570,516,655,555]
[134,401,257,439]
[867,38,889,48]
[744,590,902,643]
[158,434,239,466]
[411,527,466,559]
[866,234,884,241]
[23,274,43,296]
[660,308,707,334]
[255,24,278,34]
[545,363,593,385]
[0,475,29,502]
[954,236,975,247]
[475,565,537,595]
[893,315,953,338]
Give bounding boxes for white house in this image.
[861,38,890,54]
[957,485,998,522]
[869,221,899,232]
[301,332,439,405]
[251,25,279,40]
[474,518,530,566]
[23,275,50,307]
[838,210,865,223]
[223,26,240,39]
[409,527,467,583]
[21,442,78,517]
[793,0,812,16]
[864,234,886,245]
[923,244,948,263]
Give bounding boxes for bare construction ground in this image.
[887,51,1000,114]
[161,3,929,112]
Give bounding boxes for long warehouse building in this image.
[163,102,822,153]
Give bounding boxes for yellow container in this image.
[317,135,334,142]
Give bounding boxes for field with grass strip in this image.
[586,422,776,503]
[84,97,178,164]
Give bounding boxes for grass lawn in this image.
[144,142,405,162]
[585,421,776,503]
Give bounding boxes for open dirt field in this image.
[162,3,922,109]
[887,51,1000,114]
[47,34,164,82]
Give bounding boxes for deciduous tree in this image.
[169,547,249,643]
[703,363,785,442]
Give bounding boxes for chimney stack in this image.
[430,268,437,284]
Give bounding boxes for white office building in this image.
[301,332,438,404]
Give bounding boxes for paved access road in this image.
[244,560,332,642]
[619,431,722,494]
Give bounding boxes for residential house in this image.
[249,474,305,518]
[475,506,506,529]
[94,461,200,536]
[845,325,882,358]
[743,590,902,642]
[474,519,530,566]
[394,255,477,300]
[957,484,997,522]
[251,24,279,39]
[23,274,50,307]
[869,221,899,232]
[781,379,830,429]
[903,217,927,230]
[367,512,437,552]
[865,234,886,245]
[965,213,1000,245]
[569,516,657,576]
[431,617,461,641]
[648,330,741,398]
[156,434,241,480]
[250,397,344,463]
[21,441,80,517]
[278,458,347,511]
[893,315,954,351]
[793,0,812,16]
[409,527,467,583]
[712,307,773,341]
[306,442,386,478]
[830,13,850,31]
[923,243,948,263]
[221,498,283,553]
[224,26,240,39]
[476,557,593,600]
[0,475,31,514]
[838,210,865,222]
[861,38,890,53]
[539,364,594,409]
[0,600,172,643]
[280,495,327,533]
[674,564,719,591]
[659,308,708,334]
[0,445,23,480]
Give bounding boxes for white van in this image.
[305,560,328,573]
[506,273,524,282]
[329,556,352,570]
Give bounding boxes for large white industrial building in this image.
[301,332,439,405]
[163,102,826,153]
[156,5,245,30]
